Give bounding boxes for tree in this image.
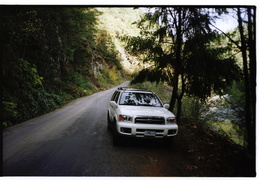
[236,7,256,157]
[124,7,241,120]
[203,7,255,157]
[1,7,99,126]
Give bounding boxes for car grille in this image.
[135,116,165,125]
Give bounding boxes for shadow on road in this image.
[108,131,175,149]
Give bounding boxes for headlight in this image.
[118,114,132,121]
[167,117,177,123]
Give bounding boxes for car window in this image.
[111,91,118,101]
[111,91,120,102]
[119,92,162,107]
[114,92,120,103]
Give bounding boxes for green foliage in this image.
[200,90,246,147]
[123,7,243,123]
[126,7,247,148]
[2,7,126,128]
[61,71,95,98]
[131,81,246,147]
[183,34,243,99]
[224,81,245,116]
[95,7,143,73]
[96,65,124,88]
[2,102,18,127]
[208,120,246,146]
[3,87,67,126]
[17,58,43,87]
[181,97,204,123]
[96,7,142,37]
[3,58,63,123]
[96,30,122,70]
[131,81,205,125]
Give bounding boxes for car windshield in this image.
[119,92,163,107]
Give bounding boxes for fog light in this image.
[168,129,177,135]
[121,128,132,134]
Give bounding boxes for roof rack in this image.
[117,87,149,91]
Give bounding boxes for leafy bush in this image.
[3,88,67,127]
[3,101,18,127]
[181,96,205,124]
[2,58,70,127]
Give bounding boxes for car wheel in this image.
[107,111,111,131]
[113,124,121,146]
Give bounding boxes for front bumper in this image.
[116,122,178,138]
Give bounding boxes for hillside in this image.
[2,7,144,127]
[95,7,148,73]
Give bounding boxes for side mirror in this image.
[109,101,118,108]
[163,104,169,109]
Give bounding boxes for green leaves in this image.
[183,33,242,99]
[2,7,95,127]
[3,7,127,127]
[2,101,18,127]
[123,7,243,121]
[17,58,43,87]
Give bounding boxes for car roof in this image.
[117,87,152,93]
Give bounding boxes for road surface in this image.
[3,82,180,176]
[3,82,255,177]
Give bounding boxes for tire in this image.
[113,133,121,146]
[107,111,112,131]
[112,124,121,146]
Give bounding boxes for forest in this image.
[2,6,256,160]
[121,7,255,158]
[2,7,126,127]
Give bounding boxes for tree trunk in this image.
[237,8,254,156]
[247,7,256,157]
[176,97,182,121]
[176,89,184,121]
[169,8,183,118]
[169,72,179,112]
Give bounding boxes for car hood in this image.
[119,105,175,118]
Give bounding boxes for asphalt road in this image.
[3,82,181,176]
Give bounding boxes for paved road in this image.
[3,82,181,176]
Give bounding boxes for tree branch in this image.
[210,23,241,50]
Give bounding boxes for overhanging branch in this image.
[210,23,241,50]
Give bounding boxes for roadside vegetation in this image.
[2,7,130,128]
[126,7,255,162]
[130,81,246,147]
[2,6,255,175]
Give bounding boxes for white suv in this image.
[107,87,178,146]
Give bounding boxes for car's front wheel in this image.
[107,111,112,131]
[112,124,121,146]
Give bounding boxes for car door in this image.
[109,91,120,121]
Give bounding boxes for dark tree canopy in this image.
[124,7,242,119]
[2,6,122,127]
